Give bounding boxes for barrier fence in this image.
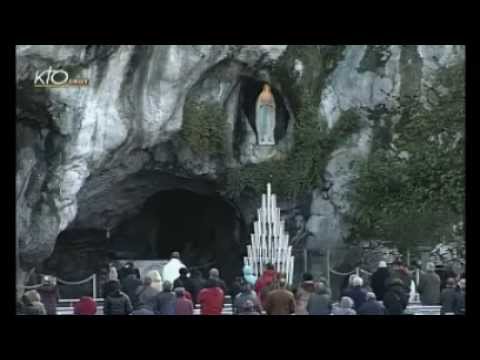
[19,273,97,299]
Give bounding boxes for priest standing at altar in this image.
[162,252,186,284]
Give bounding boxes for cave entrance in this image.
[42,188,248,294]
[108,189,247,285]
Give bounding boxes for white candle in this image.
[253,252,257,276]
[267,195,271,225]
[288,256,293,284]
[277,246,281,271]
[277,209,281,234]
[287,258,290,285]
[271,195,276,226]
[285,256,289,284]
[273,216,277,238]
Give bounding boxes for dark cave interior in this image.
[42,188,248,297]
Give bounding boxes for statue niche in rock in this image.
[255,83,276,145]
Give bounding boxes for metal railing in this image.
[19,273,98,299]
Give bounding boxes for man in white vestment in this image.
[162,251,186,284]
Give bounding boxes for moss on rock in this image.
[181,99,227,157]
[349,61,465,247]
[225,96,362,199]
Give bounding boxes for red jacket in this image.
[255,270,277,296]
[175,296,194,315]
[255,270,278,307]
[74,296,97,315]
[198,287,224,315]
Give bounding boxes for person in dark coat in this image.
[154,280,176,315]
[234,282,263,314]
[173,268,196,301]
[357,292,385,315]
[37,276,60,315]
[440,278,458,314]
[454,278,465,315]
[103,281,133,315]
[332,296,356,315]
[295,273,316,315]
[22,290,47,315]
[17,300,25,315]
[441,265,457,290]
[238,299,260,315]
[370,261,390,301]
[417,262,441,305]
[208,268,227,293]
[306,282,332,315]
[389,261,412,293]
[342,276,367,311]
[102,279,120,299]
[118,262,132,282]
[189,270,206,304]
[121,273,142,305]
[134,276,160,311]
[130,303,155,315]
[230,276,244,304]
[383,278,409,315]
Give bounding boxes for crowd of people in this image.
[16,253,466,316]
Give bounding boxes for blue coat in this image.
[343,287,367,311]
[243,265,257,287]
[357,299,385,315]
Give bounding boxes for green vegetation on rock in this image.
[226,96,361,199]
[181,99,227,157]
[226,46,359,200]
[349,62,465,249]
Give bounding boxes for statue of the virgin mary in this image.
[255,83,276,145]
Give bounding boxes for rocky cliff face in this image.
[16,45,465,282]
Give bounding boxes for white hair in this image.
[209,268,219,278]
[25,289,41,303]
[352,276,363,287]
[426,262,436,272]
[147,270,162,291]
[366,292,376,300]
[348,274,357,286]
[340,296,354,308]
[148,270,162,282]
[108,266,118,281]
